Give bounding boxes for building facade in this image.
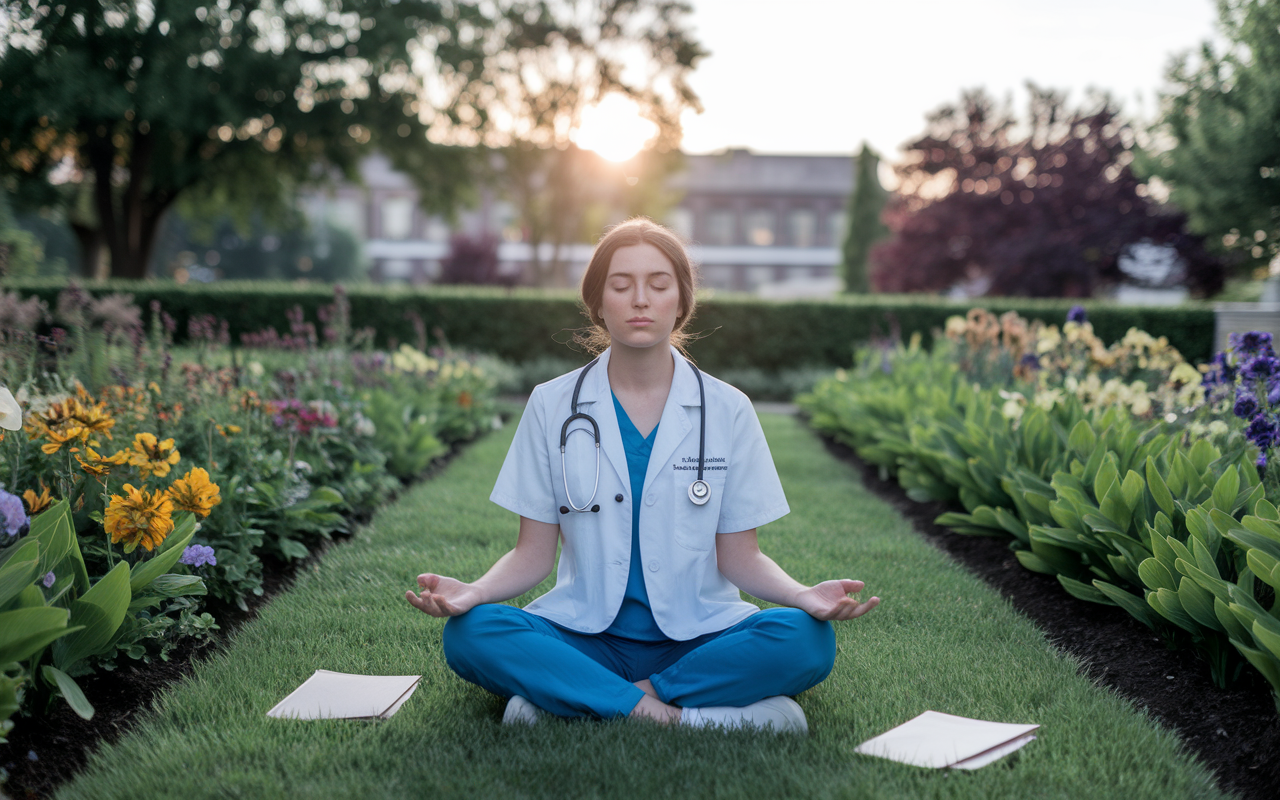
[303,148,857,295]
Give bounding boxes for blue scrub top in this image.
[604,392,667,640]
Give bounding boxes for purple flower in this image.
[42,571,55,588]
[1230,331,1275,359]
[179,544,217,568]
[1245,414,1279,449]
[1268,381,1280,407]
[1259,453,1268,473]
[1241,355,1280,382]
[1019,353,1042,371]
[1235,390,1261,420]
[0,487,28,538]
[1067,305,1088,324]
[1202,351,1238,388]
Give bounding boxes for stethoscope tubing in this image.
[560,357,708,513]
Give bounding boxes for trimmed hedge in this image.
[1,279,1219,369]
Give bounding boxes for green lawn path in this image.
[56,410,1228,800]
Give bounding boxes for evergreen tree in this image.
[840,142,888,293]
[1140,0,1280,273]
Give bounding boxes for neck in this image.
[606,340,675,394]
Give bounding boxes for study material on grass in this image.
[267,670,422,720]
[854,711,1039,769]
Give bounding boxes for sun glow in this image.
[572,95,658,162]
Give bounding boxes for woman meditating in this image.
[405,218,879,731]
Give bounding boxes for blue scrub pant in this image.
[442,604,836,719]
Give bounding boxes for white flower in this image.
[248,361,265,377]
[1208,420,1230,436]
[0,386,21,431]
[1001,399,1025,421]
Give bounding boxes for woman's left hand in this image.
[793,579,880,621]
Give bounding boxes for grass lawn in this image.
[55,410,1227,800]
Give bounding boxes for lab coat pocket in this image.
[672,468,727,551]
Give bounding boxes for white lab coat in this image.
[489,345,790,640]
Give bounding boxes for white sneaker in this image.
[681,696,808,734]
[502,695,542,725]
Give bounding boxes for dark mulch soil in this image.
[819,436,1280,800]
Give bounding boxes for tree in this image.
[1140,0,1280,272]
[840,141,888,293]
[1,1,699,281]
[871,86,1223,298]
[481,1,704,286]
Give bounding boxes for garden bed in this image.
[818,434,1280,800]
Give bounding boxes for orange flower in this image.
[105,483,174,553]
[39,425,86,455]
[75,446,130,478]
[23,482,54,515]
[126,432,181,478]
[165,467,221,518]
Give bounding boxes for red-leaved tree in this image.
[871,86,1223,297]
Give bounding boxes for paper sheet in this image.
[854,711,1039,769]
[267,670,422,720]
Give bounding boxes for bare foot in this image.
[633,679,658,699]
[629,694,682,725]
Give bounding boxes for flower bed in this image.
[800,307,1280,713]
[0,286,499,758]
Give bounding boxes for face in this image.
[596,243,684,352]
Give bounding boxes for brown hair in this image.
[577,217,698,356]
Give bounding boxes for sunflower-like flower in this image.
[126,432,181,478]
[23,481,54,515]
[75,446,130,478]
[165,467,221,518]
[24,389,115,453]
[39,425,86,455]
[105,483,174,553]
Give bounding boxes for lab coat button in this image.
[644,493,656,506]
[647,560,659,572]
[615,494,624,502]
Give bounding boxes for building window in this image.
[745,210,775,246]
[381,197,414,240]
[667,208,693,241]
[828,211,847,247]
[327,198,366,239]
[789,209,816,248]
[706,209,735,246]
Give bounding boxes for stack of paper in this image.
[855,711,1039,769]
[267,670,422,720]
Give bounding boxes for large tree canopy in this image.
[1140,0,1280,272]
[871,86,1222,298]
[0,0,702,279]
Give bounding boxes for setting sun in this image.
[572,94,659,162]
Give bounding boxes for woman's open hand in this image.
[405,573,484,617]
[793,579,880,621]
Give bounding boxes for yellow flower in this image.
[166,467,222,518]
[39,425,86,454]
[23,482,54,515]
[216,424,242,437]
[126,432,181,478]
[105,483,174,553]
[75,446,130,478]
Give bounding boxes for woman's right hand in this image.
[405,573,484,617]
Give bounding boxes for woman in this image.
[405,218,879,731]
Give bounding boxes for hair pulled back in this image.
[577,217,698,356]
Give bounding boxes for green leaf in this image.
[53,561,130,670]
[1145,457,1176,519]
[1014,550,1057,574]
[0,606,77,664]
[28,500,73,580]
[1150,588,1199,633]
[1231,639,1280,693]
[1067,419,1097,455]
[1176,577,1223,632]
[1245,550,1280,591]
[1139,557,1178,591]
[1189,536,1221,579]
[147,575,206,597]
[1241,514,1280,545]
[277,537,310,561]
[1189,438,1219,475]
[1253,616,1280,658]
[1058,575,1116,605]
[1216,598,1253,642]
[1095,580,1160,629]
[1225,527,1280,562]
[41,666,93,721]
[129,526,195,595]
[1255,498,1280,521]
[1121,470,1145,513]
[1212,468,1241,513]
[0,540,41,608]
[1093,457,1120,502]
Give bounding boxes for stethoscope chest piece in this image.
[688,479,711,506]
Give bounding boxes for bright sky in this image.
[677,0,1222,163]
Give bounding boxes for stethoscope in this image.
[559,357,710,514]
